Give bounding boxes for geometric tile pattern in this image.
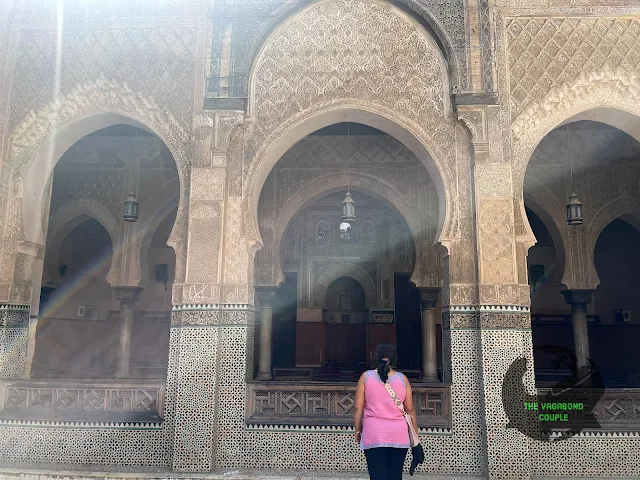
[479,328,534,480]
[0,328,28,379]
[0,307,29,379]
[171,323,218,472]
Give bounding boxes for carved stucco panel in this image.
[9,25,197,130]
[216,112,244,151]
[251,0,448,131]
[507,17,640,122]
[478,198,516,285]
[186,202,221,285]
[192,113,215,168]
[191,168,226,202]
[224,196,248,288]
[475,164,513,198]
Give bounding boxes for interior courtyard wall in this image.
[498,4,640,476]
[205,0,476,99]
[2,0,640,477]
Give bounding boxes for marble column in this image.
[418,288,440,383]
[114,287,142,379]
[562,289,594,380]
[255,287,277,380]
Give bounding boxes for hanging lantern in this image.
[342,191,356,224]
[123,192,139,222]
[566,193,583,226]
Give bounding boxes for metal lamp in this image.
[342,191,356,224]
[123,192,139,222]
[566,193,583,226]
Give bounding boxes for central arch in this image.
[243,106,455,256]
[241,0,460,260]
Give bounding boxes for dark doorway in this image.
[394,274,422,370]
[272,273,297,367]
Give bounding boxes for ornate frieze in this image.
[10,23,196,130]
[0,379,165,422]
[537,388,640,433]
[443,307,531,329]
[171,305,253,327]
[246,382,451,429]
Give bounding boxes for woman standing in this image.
[354,343,421,480]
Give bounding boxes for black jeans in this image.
[364,447,408,480]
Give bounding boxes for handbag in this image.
[384,379,425,475]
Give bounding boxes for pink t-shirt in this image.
[360,370,410,450]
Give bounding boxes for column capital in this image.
[255,286,277,308]
[114,286,143,305]
[561,289,594,311]
[418,288,440,310]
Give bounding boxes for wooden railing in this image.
[536,388,640,431]
[0,379,165,423]
[246,382,451,428]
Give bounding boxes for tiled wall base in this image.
[531,438,640,477]
[0,467,487,480]
[214,329,486,475]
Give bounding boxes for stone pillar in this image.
[562,289,594,379]
[255,287,277,381]
[114,287,142,379]
[458,105,536,479]
[418,288,439,382]
[0,242,48,379]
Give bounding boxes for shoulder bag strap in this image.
[383,376,421,446]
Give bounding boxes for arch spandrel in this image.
[241,0,460,259]
[5,76,189,288]
[235,0,464,100]
[511,66,640,187]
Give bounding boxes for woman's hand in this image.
[355,431,362,443]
